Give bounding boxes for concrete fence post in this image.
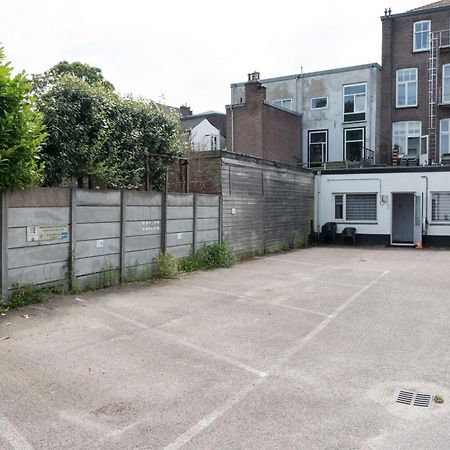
[218,195,223,245]
[161,191,167,253]
[69,188,77,291]
[192,194,197,253]
[0,192,9,300]
[120,190,126,283]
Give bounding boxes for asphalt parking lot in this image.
[1,246,450,449]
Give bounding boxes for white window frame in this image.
[396,68,418,108]
[392,121,422,156]
[311,97,328,110]
[272,99,293,110]
[442,64,450,104]
[333,193,378,223]
[440,118,450,159]
[210,135,218,150]
[413,20,431,52]
[344,127,365,162]
[431,191,450,223]
[343,83,367,123]
[308,130,328,165]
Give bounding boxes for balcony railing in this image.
[305,147,375,169]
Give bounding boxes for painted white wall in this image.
[315,170,450,238]
[189,119,221,151]
[230,65,380,165]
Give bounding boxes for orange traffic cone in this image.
[416,241,423,249]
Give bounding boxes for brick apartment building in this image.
[226,73,302,165]
[381,0,450,164]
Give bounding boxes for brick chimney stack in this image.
[180,105,192,117]
[244,71,266,104]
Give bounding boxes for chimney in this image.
[180,105,192,117]
[244,71,266,104]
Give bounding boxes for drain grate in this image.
[396,390,432,408]
[414,393,432,408]
[397,390,414,405]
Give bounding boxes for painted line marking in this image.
[184,284,330,318]
[152,329,269,378]
[163,270,390,449]
[0,415,34,450]
[240,269,367,288]
[164,377,266,450]
[267,257,386,273]
[97,308,268,378]
[274,270,391,367]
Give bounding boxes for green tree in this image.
[36,73,182,189]
[0,47,45,191]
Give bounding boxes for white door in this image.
[420,135,429,165]
[414,194,423,245]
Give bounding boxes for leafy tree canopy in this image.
[35,73,182,190]
[0,47,45,191]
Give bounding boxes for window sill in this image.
[342,120,367,125]
[412,49,429,53]
[395,105,418,109]
[334,221,378,225]
[430,222,450,226]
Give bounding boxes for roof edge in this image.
[380,4,450,20]
[230,63,381,88]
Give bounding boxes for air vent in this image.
[396,390,432,408]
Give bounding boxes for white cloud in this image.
[0,0,430,112]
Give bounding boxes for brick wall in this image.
[381,7,450,163]
[226,80,302,165]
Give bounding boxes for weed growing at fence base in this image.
[153,252,179,279]
[179,243,236,272]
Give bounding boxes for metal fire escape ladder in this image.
[428,31,439,161]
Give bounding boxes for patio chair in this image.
[342,227,357,245]
[321,222,337,244]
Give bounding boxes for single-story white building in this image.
[315,166,450,246]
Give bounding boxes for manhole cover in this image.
[396,390,432,408]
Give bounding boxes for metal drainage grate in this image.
[397,390,414,405]
[396,390,432,408]
[414,393,432,408]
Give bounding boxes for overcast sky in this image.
[1,0,430,113]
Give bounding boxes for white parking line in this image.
[163,270,390,449]
[184,284,330,318]
[0,415,34,450]
[267,257,386,273]
[164,377,267,450]
[97,308,268,378]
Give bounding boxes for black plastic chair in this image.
[321,222,337,244]
[342,227,357,245]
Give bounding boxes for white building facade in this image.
[315,166,450,246]
[230,64,381,167]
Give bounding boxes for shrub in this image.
[0,46,46,191]
[180,243,236,272]
[7,284,45,309]
[153,252,179,279]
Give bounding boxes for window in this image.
[308,130,328,165]
[210,135,218,150]
[393,121,422,156]
[432,192,450,222]
[414,20,430,51]
[311,97,328,109]
[443,64,450,103]
[343,83,366,122]
[334,194,377,222]
[344,127,365,162]
[440,119,450,158]
[272,99,293,110]
[335,195,343,220]
[396,68,418,107]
